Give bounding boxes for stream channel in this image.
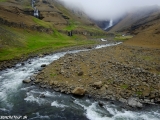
[0,42,160,120]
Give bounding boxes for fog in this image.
[59,0,160,20]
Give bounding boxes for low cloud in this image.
[59,0,160,20]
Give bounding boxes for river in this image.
[0,43,160,120]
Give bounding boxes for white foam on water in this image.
[113,111,136,120]
[113,110,160,120]
[74,99,160,120]
[101,38,107,42]
[0,52,67,105]
[104,104,160,120]
[95,42,122,49]
[0,108,9,112]
[43,91,56,97]
[20,86,36,91]
[24,92,48,105]
[86,103,112,120]
[51,101,68,108]
[29,112,50,120]
[105,107,117,116]
[27,90,56,98]
[74,100,111,120]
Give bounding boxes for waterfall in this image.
[34,8,39,17]
[32,0,39,18]
[31,0,35,8]
[104,19,113,30]
[108,19,113,28]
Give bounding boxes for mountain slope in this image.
[109,6,160,33]
[0,0,103,33]
[0,0,106,63]
[109,6,160,48]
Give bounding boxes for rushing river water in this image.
[0,43,160,120]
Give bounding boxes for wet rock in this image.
[127,97,143,108]
[31,82,36,85]
[39,94,45,98]
[155,98,160,103]
[98,101,104,107]
[23,79,31,83]
[39,54,44,57]
[119,98,127,104]
[41,64,47,67]
[21,63,25,66]
[72,87,86,96]
[40,85,47,88]
[93,81,103,89]
[30,75,36,81]
[54,88,60,92]
[34,80,40,83]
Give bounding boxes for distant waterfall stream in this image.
[104,19,113,30]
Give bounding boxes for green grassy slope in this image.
[0,0,106,62]
[0,25,95,61]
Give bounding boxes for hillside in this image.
[0,0,106,63]
[109,6,160,48]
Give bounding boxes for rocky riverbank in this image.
[32,43,160,107]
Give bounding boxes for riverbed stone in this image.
[77,71,84,76]
[93,81,103,89]
[41,64,47,67]
[23,79,31,83]
[127,97,143,108]
[72,87,86,95]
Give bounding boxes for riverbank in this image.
[33,42,160,107]
[0,36,101,71]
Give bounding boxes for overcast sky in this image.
[59,0,160,20]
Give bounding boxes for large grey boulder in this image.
[127,97,143,108]
[72,87,86,96]
[23,79,31,83]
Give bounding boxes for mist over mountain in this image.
[59,0,160,20]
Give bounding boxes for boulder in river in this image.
[23,79,31,83]
[127,97,143,108]
[41,64,47,67]
[72,87,86,96]
[98,101,104,107]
